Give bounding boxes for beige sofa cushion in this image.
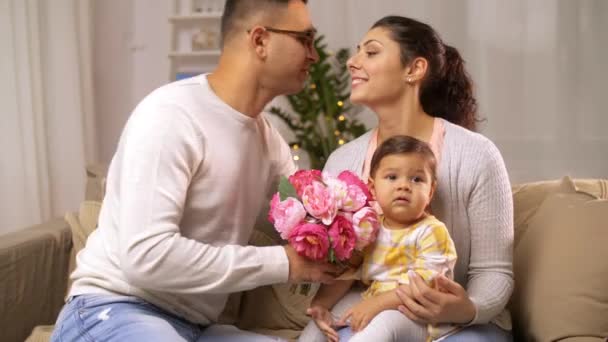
[64,200,102,286]
[85,163,108,202]
[25,325,54,342]
[0,218,72,342]
[511,177,608,341]
[512,178,608,247]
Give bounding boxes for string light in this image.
[292,144,300,150]
[337,101,344,107]
[338,139,345,145]
[338,115,346,121]
[293,155,300,161]
[334,130,341,136]
[310,84,317,89]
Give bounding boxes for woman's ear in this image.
[404,57,428,83]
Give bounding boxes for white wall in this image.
[2,0,93,234]
[94,0,608,183]
[94,0,133,162]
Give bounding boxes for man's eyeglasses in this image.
[248,26,317,50]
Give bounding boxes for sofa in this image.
[1,164,606,342]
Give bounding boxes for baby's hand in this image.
[307,305,342,342]
[338,298,382,332]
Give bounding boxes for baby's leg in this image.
[428,323,463,341]
[298,290,363,342]
[349,310,427,342]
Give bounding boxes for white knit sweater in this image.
[324,118,514,328]
[69,75,295,325]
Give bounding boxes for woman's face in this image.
[347,27,408,107]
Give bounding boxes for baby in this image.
[307,135,459,341]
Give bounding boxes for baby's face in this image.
[370,153,434,226]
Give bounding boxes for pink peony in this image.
[338,170,373,203]
[302,181,338,225]
[322,173,348,208]
[288,223,330,261]
[268,193,307,240]
[341,185,368,212]
[352,207,380,251]
[289,170,323,197]
[328,215,357,261]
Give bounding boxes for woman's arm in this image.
[396,222,475,325]
[463,141,514,324]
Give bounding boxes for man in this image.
[50,1,337,341]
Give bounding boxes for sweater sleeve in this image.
[465,140,514,325]
[116,104,288,295]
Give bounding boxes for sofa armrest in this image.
[0,218,72,342]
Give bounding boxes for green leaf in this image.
[329,248,336,264]
[278,176,298,201]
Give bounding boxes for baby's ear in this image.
[367,178,376,198]
[428,181,436,199]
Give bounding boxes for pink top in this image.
[361,118,446,182]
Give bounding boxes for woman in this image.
[300,16,513,341]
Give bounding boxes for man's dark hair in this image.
[370,135,437,181]
[221,0,308,46]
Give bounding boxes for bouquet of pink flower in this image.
[268,170,380,264]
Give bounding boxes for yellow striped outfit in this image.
[361,215,460,341]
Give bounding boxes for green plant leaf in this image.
[278,176,298,201]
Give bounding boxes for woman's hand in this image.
[307,305,344,342]
[396,271,476,325]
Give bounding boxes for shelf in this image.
[169,13,222,21]
[169,1,222,81]
[169,50,221,58]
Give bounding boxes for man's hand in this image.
[284,245,340,284]
[338,297,383,332]
[307,305,344,342]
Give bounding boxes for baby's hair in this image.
[370,135,437,181]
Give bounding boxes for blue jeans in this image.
[50,294,286,342]
[337,323,513,341]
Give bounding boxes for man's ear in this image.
[249,26,268,58]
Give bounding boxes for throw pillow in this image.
[511,177,607,247]
[511,177,608,341]
[64,201,102,285]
